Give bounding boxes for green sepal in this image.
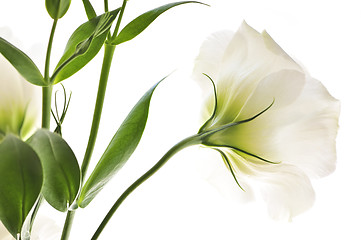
[0,135,43,238]
[111,1,207,45]
[78,80,163,207]
[51,8,120,83]
[45,0,71,19]
[26,129,80,212]
[0,37,46,86]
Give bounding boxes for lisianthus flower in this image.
[0,51,40,141]
[192,22,340,220]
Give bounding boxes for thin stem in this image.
[81,43,116,178]
[44,19,57,83]
[60,43,116,240]
[104,0,108,12]
[28,197,44,233]
[41,86,53,129]
[28,18,57,236]
[41,19,57,129]
[110,0,128,41]
[91,134,202,239]
[60,211,75,240]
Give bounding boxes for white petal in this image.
[238,69,306,120]
[218,21,301,85]
[213,74,340,178]
[192,30,234,90]
[269,76,340,177]
[217,149,315,220]
[207,69,307,159]
[196,148,254,203]
[192,30,234,124]
[250,163,315,221]
[200,22,304,130]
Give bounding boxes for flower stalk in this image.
[28,18,58,237]
[60,43,116,240]
[80,43,115,178]
[42,19,58,129]
[61,0,131,236]
[91,134,203,240]
[109,0,128,41]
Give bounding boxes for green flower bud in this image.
[45,0,71,19]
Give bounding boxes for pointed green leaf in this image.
[82,0,97,20]
[78,80,163,207]
[46,0,71,19]
[0,37,46,86]
[27,129,80,212]
[51,9,120,83]
[112,1,206,45]
[0,135,43,238]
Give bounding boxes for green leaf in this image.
[112,1,207,45]
[82,0,97,20]
[46,0,71,19]
[0,135,43,238]
[27,129,80,212]
[51,9,120,83]
[78,80,163,208]
[0,37,46,86]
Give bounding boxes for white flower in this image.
[0,47,40,141]
[193,22,340,220]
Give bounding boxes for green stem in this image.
[104,0,108,12]
[42,19,57,128]
[41,86,53,129]
[91,134,202,240]
[44,19,57,84]
[28,196,43,233]
[27,18,57,237]
[60,43,116,240]
[110,0,128,41]
[60,210,75,240]
[81,43,116,178]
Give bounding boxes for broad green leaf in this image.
[82,0,97,20]
[112,1,206,45]
[0,135,43,238]
[27,129,80,212]
[78,80,163,207]
[0,37,46,86]
[52,9,119,83]
[46,0,71,19]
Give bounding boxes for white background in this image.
[1,0,360,239]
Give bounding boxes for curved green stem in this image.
[44,19,57,84]
[91,134,202,239]
[60,43,116,240]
